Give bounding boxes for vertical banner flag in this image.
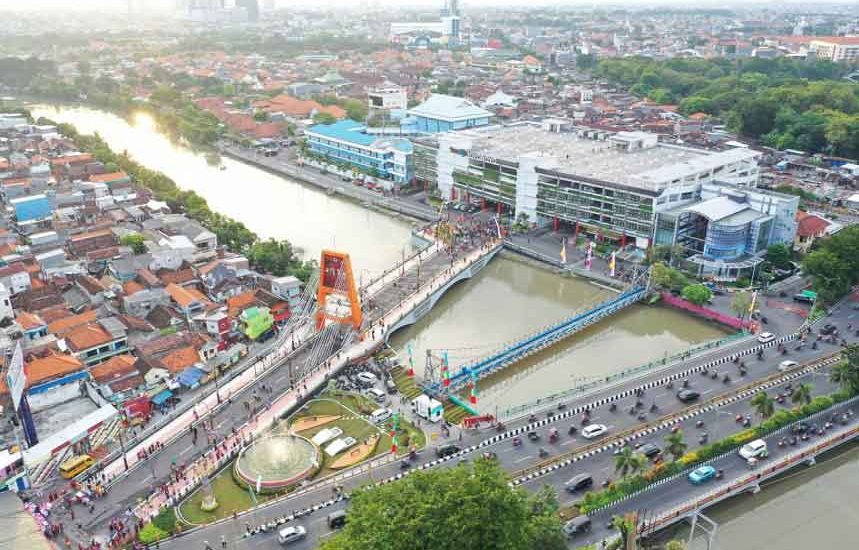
[585,241,593,271]
[560,237,567,264]
[391,413,400,454]
[469,371,478,405]
[442,351,450,388]
[609,250,616,277]
[407,343,415,377]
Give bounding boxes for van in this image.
[369,408,393,424]
[436,444,461,458]
[357,371,378,384]
[59,454,95,479]
[327,510,347,529]
[563,515,592,537]
[385,378,397,394]
[365,388,386,403]
[278,525,306,545]
[564,473,593,493]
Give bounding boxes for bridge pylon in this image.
[316,250,362,332]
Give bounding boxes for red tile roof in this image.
[25,352,85,386]
[89,354,137,384]
[65,323,114,352]
[796,211,830,238]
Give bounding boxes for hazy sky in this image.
[5,0,857,10]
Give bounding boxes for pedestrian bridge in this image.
[425,285,648,395]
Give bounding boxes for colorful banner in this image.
[469,371,478,405]
[560,237,567,264]
[585,241,593,271]
[406,343,415,377]
[609,250,616,277]
[442,351,450,388]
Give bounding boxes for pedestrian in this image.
[221,535,227,549]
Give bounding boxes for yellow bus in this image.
[59,454,94,479]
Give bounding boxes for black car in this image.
[676,389,701,403]
[638,443,662,459]
[791,421,811,434]
[436,444,461,458]
[564,473,594,493]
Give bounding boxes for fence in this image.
[499,331,751,420]
[661,292,750,330]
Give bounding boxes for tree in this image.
[765,243,792,270]
[320,460,565,550]
[343,98,368,122]
[613,447,646,479]
[751,391,775,423]
[830,345,859,395]
[681,284,713,306]
[791,382,813,407]
[666,541,688,550]
[313,112,337,125]
[253,110,268,122]
[650,262,687,290]
[731,291,753,319]
[664,430,688,461]
[120,233,147,255]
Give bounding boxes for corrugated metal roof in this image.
[407,94,492,122]
[683,196,747,221]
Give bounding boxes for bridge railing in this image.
[435,287,646,392]
[499,331,751,420]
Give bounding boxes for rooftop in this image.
[64,323,114,351]
[407,94,492,122]
[465,123,704,191]
[307,119,413,152]
[26,352,84,386]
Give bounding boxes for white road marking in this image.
[514,455,534,464]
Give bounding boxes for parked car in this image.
[581,424,608,439]
[564,473,594,493]
[688,465,717,485]
[369,408,393,424]
[365,387,386,403]
[357,371,378,384]
[676,389,701,403]
[327,510,347,529]
[757,332,776,344]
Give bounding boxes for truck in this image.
[411,394,444,423]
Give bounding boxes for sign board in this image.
[6,342,25,410]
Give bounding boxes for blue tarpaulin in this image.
[176,367,205,389]
[152,390,174,406]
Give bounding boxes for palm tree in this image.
[664,430,688,461]
[751,391,776,423]
[830,360,859,395]
[614,446,646,478]
[791,382,814,407]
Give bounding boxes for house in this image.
[16,311,48,344]
[201,310,232,347]
[88,354,141,402]
[67,228,118,257]
[123,287,170,319]
[47,309,98,338]
[239,306,274,341]
[0,263,31,295]
[158,345,201,376]
[165,283,208,317]
[270,275,302,310]
[23,352,87,412]
[146,304,186,330]
[63,318,129,367]
[793,211,831,253]
[0,283,13,321]
[149,235,195,271]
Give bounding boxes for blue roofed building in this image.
[305,119,414,186]
[402,94,492,133]
[10,194,52,233]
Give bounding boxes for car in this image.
[278,525,307,545]
[356,371,378,384]
[739,439,769,460]
[436,444,461,458]
[365,387,386,403]
[688,465,717,485]
[564,473,594,493]
[778,360,798,372]
[638,443,662,459]
[385,378,397,394]
[327,510,347,529]
[369,407,393,424]
[563,515,592,537]
[757,332,776,344]
[581,424,608,439]
[791,422,811,434]
[676,389,701,403]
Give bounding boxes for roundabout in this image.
[233,434,320,494]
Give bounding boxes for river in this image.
[31,103,853,548]
[31,103,727,413]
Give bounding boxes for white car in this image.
[365,387,386,403]
[757,332,776,344]
[357,371,378,384]
[278,525,307,545]
[369,407,393,424]
[739,439,769,460]
[581,424,609,440]
[778,360,798,372]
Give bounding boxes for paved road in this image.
[151,296,858,550]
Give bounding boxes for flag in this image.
[390,412,399,437]
[585,241,593,271]
[560,237,567,264]
[442,351,450,388]
[749,290,758,315]
[406,343,415,377]
[469,371,478,405]
[609,250,616,277]
[391,434,398,454]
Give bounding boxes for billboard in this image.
[6,342,25,410]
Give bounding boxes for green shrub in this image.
[139,522,168,544]
[152,507,176,533]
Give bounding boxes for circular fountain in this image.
[234,434,319,493]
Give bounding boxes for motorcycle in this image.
[528,414,537,423]
[650,402,658,412]
[743,416,752,428]
[512,437,522,448]
[580,414,590,425]
[496,423,506,433]
[695,419,705,429]
[715,469,724,479]
[723,374,731,384]
[609,402,618,412]
[400,459,411,470]
[538,447,549,458]
[757,350,764,361]
[698,432,708,444]
[548,428,559,444]
[568,425,577,436]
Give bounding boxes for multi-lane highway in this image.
[152,297,857,549]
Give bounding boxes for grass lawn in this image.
[178,465,275,525]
